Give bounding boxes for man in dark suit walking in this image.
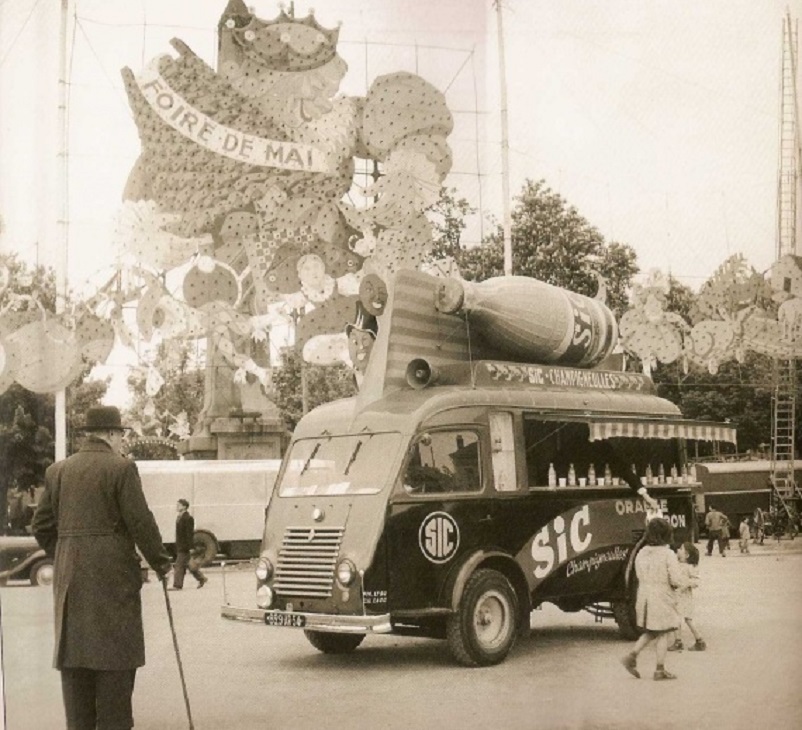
[33,406,173,730]
[172,498,208,590]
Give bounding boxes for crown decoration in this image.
[223,5,341,72]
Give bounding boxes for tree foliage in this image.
[0,256,108,531]
[454,179,639,316]
[270,348,357,432]
[125,341,205,459]
[429,187,477,260]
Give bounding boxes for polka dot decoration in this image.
[183,259,241,308]
[302,332,350,366]
[4,319,84,393]
[361,72,454,160]
[295,295,358,350]
[76,314,115,365]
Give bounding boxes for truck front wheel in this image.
[304,631,365,654]
[447,569,518,667]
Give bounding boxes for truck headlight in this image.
[336,559,356,587]
[256,585,274,609]
[255,556,273,581]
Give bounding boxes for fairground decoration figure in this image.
[111,0,453,435]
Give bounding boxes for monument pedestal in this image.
[178,415,288,460]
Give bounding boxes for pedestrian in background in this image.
[739,517,751,554]
[621,518,691,681]
[721,514,732,551]
[753,506,765,545]
[668,542,705,652]
[705,505,726,557]
[171,498,208,590]
[32,406,172,730]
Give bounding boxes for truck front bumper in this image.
[221,604,393,634]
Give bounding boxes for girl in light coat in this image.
[621,517,692,681]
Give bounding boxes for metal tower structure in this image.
[770,11,801,518]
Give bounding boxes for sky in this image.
[0,0,800,402]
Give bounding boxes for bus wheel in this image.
[304,630,365,654]
[192,530,218,566]
[612,599,639,640]
[30,559,54,587]
[447,569,518,667]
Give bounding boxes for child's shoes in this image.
[687,639,706,651]
[653,668,677,680]
[668,639,683,651]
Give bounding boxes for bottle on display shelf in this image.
[645,464,653,485]
[681,463,688,483]
[568,463,576,486]
[658,463,665,484]
[670,464,678,483]
[604,463,612,485]
[548,463,557,488]
[689,463,697,483]
[588,463,596,486]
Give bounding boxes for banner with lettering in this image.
[136,58,331,173]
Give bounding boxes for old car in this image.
[0,534,53,586]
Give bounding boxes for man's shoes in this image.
[168,587,182,591]
[621,653,640,678]
[668,639,683,652]
[688,639,706,651]
[197,578,208,589]
[653,669,677,681]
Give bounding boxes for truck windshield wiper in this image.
[300,442,322,476]
[343,440,363,476]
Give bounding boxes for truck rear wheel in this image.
[192,530,218,566]
[447,569,518,667]
[304,631,365,654]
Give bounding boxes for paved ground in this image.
[1,539,801,730]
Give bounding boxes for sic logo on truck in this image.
[419,512,460,564]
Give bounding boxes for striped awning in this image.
[588,419,737,444]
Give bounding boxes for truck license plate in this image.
[265,612,306,627]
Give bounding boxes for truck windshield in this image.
[278,433,401,497]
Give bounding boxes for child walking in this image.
[738,517,751,553]
[668,541,706,652]
[621,518,694,681]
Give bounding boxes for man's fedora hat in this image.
[81,406,130,432]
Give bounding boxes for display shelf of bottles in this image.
[541,462,700,489]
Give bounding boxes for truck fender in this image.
[445,550,531,627]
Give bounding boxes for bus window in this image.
[403,430,482,495]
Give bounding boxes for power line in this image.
[0,0,44,70]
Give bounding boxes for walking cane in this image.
[161,577,196,730]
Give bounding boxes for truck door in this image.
[386,427,495,612]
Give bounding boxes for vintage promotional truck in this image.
[222,271,736,665]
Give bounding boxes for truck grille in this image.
[274,526,345,598]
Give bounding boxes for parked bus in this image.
[693,460,802,536]
[138,459,280,562]
[222,271,736,666]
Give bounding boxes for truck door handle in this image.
[478,514,494,523]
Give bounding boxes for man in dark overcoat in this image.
[33,406,172,730]
[171,498,207,589]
